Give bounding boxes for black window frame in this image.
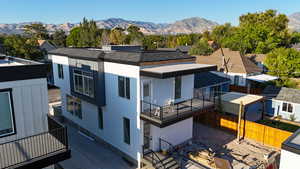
[174,76,182,99]
[57,64,64,79]
[118,76,130,99]
[98,108,103,130]
[123,117,130,145]
[282,102,293,113]
[0,88,16,138]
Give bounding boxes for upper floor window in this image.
[73,69,94,98]
[67,95,82,119]
[175,76,182,99]
[234,76,239,85]
[0,89,15,138]
[118,76,130,99]
[282,102,293,113]
[57,64,64,79]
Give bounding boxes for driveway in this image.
[59,124,135,169]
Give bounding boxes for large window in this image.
[73,69,94,98]
[57,64,64,79]
[67,95,82,119]
[0,90,15,137]
[282,102,293,113]
[118,76,130,99]
[175,76,182,99]
[123,117,130,145]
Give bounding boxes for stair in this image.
[144,152,180,169]
[157,155,180,169]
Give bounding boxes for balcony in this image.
[141,98,214,127]
[0,116,71,169]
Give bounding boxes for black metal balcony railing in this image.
[0,116,70,169]
[141,98,214,124]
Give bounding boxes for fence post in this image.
[237,101,244,143]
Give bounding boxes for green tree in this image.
[4,35,43,60]
[51,30,67,47]
[66,27,81,47]
[100,29,111,45]
[189,39,213,56]
[23,23,49,40]
[110,27,125,45]
[66,18,102,47]
[265,48,300,77]
[143,35,166,50]
[125,25,144,45]
[176,34,193,46]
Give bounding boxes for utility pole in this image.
[237,101,244,143]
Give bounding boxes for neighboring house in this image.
[194,72,231,100]
[49,45,217,168]
[246,53,267,72]
[0,56,70,169]
[176,45,191,53]
[197,48,263,87]
[37,40,57,85]
[156,45,191,54]
[263,86,300,121]
[207,40,219,50]
[292,43,300,51]
[38,40,57,60]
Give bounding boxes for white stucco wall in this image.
[271,99,300,122]
[102,61,141,163]
[280,149,300,169]
[51,54,71,93]
[141,74,194,106]
[149,117,193,151]
[0,78,49,144]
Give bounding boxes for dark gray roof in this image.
[194,72,230,88]
[263,85,300,104]
[49,48,104,61]
[49,48,195,65]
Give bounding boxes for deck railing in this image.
[141,98,214,122]
[0,116,69,169]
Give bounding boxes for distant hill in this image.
[289,12,300,32]
[0,17,218,35]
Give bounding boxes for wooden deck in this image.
[141,99,215,127]
[0,129,68,169]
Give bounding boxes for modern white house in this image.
[49,45,217,168]
[0,56,70,169]
[280,129,300,169]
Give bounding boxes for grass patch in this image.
[257,119,299,132]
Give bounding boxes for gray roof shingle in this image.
[194,72,230,88]
[263,85,300,104]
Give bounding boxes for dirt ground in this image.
[183,122,280,169]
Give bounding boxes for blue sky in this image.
[0,0,299,25]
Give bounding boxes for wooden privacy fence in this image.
[195,113,293,149]
[229,85,262,94]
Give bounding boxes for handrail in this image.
[159,138,176,154]
[149,149,166,169]
[141,98,210,122]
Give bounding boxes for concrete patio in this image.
[59,123,135,169]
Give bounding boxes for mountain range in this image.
[0,17,218,35]
[1,12,300,35]
[288,12,300,32]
